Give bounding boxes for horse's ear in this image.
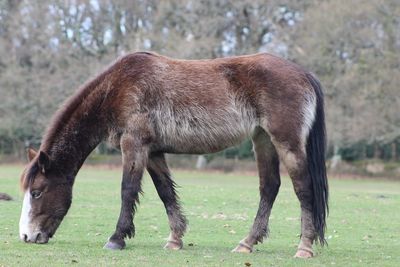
[27,148,37,162]
[38,151,51,174]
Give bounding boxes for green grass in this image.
[1,165,399,266]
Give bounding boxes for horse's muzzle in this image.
[21,231,49,244]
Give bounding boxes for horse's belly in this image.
[152,107,257,154]
[158,129,250,154]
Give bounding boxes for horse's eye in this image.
[31,190,42,199]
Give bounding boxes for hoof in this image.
[103,239,126,250]
[164,240,183,250]
[294,248,313,258]
[231,243,252,253]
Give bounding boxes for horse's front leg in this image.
[147,152,187,250]
[104,134,148,250]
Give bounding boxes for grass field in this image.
[0,164,399,266]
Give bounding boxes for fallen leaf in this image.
[212,212,227,220]
[362,235,372,240]
[376,194,388,199]
[232,214,248,221]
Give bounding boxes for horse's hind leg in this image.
[273,141,316,258]
[147,152,187,250]
[233,127,281,253]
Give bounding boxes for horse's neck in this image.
[43,103,108,177]
[48,125,105,176]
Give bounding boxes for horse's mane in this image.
[20,58,121,191]
[40,52,156,153]
[20,159,39,191]
[40,63,116,153]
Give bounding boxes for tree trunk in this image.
[374,143,382,159]
[392,142,398,161]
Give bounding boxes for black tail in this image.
[306,73,329,245]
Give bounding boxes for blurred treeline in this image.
[0,0,399,162]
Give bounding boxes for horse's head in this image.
[19,149,72,244]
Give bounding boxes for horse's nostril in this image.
[35,233,41,243]
[23,234,28,242]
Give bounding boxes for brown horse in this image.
[19,52,328,258]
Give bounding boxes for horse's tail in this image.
[306,72,329,245]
